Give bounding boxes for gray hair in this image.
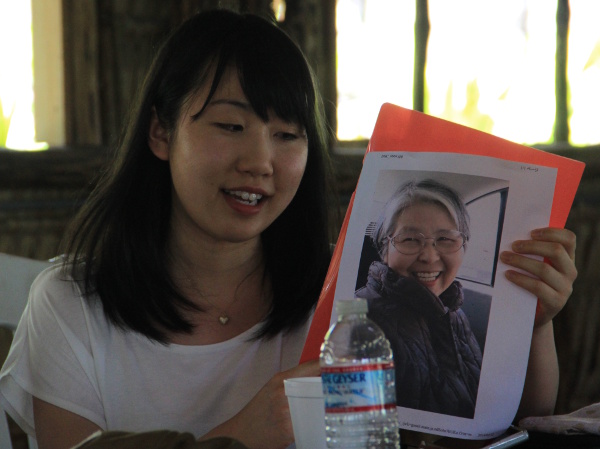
[372,179,470,259]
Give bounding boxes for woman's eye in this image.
[275,131,299,141]
[437,236,457,243]
[215,123,243,132]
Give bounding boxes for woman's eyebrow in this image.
[398,226,423,233]
[396,226,421,233]
[208,98,251,110]
[190,98,251,119]
[396,226,456,234]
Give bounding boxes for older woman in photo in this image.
[356,179,479,418]
[356,178,576,420]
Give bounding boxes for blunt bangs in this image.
[237,18,315,128]
[210,14,316,130]
[152,11,316,141]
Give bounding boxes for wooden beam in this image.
[555,0,570,143]
[32,0,66,146]
[413,0,429,113]
[62,0,102,146]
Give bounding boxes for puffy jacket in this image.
[355,261,482,418]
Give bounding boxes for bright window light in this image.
[336,0,415,140]
[0,0,47,150]
[427,0,556,145]
[336,0,600,146]
[568,0,600,145]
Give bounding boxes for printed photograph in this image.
[353,170,509,418]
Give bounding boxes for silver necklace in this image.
[217,312,231,325]
[203,295,243,325]
[179,263,267,325]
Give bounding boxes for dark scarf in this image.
[364,260,464,317]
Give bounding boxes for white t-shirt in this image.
[0,265,311,438]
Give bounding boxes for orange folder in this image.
[301,103,585,362]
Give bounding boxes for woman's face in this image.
[149,66,308,248]
[384,202,465,296]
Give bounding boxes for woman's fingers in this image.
[281,359,321,379]
[510,229,577,282]
[502,263,567,325]
[531,227,577,261]
[500,227,577,326]
[503,242,575,288]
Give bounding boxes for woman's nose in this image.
[417,240,440,261]
[236,131,274,177]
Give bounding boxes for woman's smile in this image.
[222,187,269,215]
[413,271,441,284]
[223,189,265,206]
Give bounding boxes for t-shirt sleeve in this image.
[0,266,106,436]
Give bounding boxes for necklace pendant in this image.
[219,315,230,325]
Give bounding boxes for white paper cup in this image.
[284,376,327,449]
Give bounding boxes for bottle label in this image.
[321,363,396,413]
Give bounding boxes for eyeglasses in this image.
[388,230,467,255]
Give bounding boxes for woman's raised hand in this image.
[500,227,577,327]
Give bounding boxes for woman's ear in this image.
[148,107,170,161]
[379,243,389,264]
[382,251,389,264]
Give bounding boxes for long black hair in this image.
[62,9,336,342]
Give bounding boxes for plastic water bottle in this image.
[320,298,400,449]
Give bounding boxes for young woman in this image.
[0,9,333,449]
[0,9,577,449]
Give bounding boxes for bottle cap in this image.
[335,298,368,315]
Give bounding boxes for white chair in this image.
[0,253,53,331]
[0,253,53,449]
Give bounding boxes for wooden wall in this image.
[0,0,599,417]
[61,0,336,148]
[0,147,106,259]
[0,0,336,259]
